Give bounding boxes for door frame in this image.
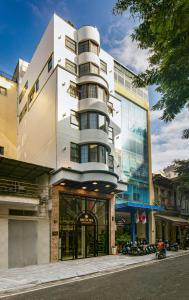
[75,210,98,259]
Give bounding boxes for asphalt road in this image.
[3,254,189,300]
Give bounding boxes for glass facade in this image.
[116,94,149,204]
[59,194,109,260]
[114,62,148,100]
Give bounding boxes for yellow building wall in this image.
[0,75,17,158]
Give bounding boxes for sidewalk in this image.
[0,250,188,296]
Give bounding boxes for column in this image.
[131,209,136,242]
[50,186,60,262]
[146,211,149,242]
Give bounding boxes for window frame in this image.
[70,110,79,129]
[108,155,114,172]
[79,62,99,76]
[48,56,52,72]
[79,83,108,102]
[70,142,80,163]
[35,78,39,92]
[70,143,108,164]
[69,81,78,98]
[19,102,27,123]
[78,40,89,54]
[19,81,28,103]
[65,35,77,53]
[28,86,35,104]
[108,127,114,143]
[100,60,107,74]
[0,86,7,96]
[0,146,4,155]
[78,40,99,55]
[65,59,77,75]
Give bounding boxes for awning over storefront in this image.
[116,201,162,211]
[155,215,189,226]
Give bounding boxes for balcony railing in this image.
[0,178,49,200]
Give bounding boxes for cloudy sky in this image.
[1,0,188,171]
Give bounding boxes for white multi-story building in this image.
[15,14,155,262]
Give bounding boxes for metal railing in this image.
[0,178,49,200]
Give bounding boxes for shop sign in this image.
[77,212,95,225]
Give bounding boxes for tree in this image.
[113,0,189,138]
[173,160,189,191]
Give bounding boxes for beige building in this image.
[0,73,17,159]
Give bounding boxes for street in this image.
[2,253,189,300]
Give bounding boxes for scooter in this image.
[156,249,166,259]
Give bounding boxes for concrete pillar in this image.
[131,210,136,242]
[50,187,59,262]
[109,195,115,253]
[0,218,8,268]
[148,211,156,244]
[37,219,50,264]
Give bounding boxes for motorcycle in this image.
[156,249,166,259]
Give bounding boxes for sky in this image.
[1,0,188,172]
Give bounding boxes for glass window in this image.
[28,86,35,104]
[99,114,106,131]
[19,81,28,103]
[19,102,27,123]
[100,60,107,73]
[80,145,88,163]
[89,113,98,129]
[89,144,98,162]
[0,146,4,155]
[99,145,106,163]
[79,84,88,99]
[0,86,7,96]
[90,41,98,55]
[91,63,99,75]
[48,57,52,72]
[65,36,76,53]
[78,41,89,54]
[80,113,88,130]
[108,155,114,172]
[70,110,79,128]
[65,59,77,74]
[70,143,79,162]
[98,86,106,102]
[69,81,78,98]
[88,84,97,98]
[35,78,39,92]
[108,127,114,143]
[79,63,90,76]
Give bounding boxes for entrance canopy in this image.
[155,215,189,226]
[116,201,162,211]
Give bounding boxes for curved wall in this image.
[78,26,100,45]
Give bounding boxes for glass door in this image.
[75,225,96,258]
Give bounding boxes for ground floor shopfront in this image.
[51,186,115,262]
[115,202,159,246]
[155,214,189,245]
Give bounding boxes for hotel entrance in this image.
[59,193,109,260]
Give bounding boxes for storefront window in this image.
[59,194,109,260]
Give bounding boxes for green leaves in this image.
[113,0,189,138]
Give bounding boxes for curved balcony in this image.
[80,129,110,149]
[78,52,100,67]
[78,26,100,45]
[77,75,109,91]
[78,98,109,117]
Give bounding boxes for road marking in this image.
[0,252,189,299]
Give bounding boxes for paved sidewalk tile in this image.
[0,250,188,294]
